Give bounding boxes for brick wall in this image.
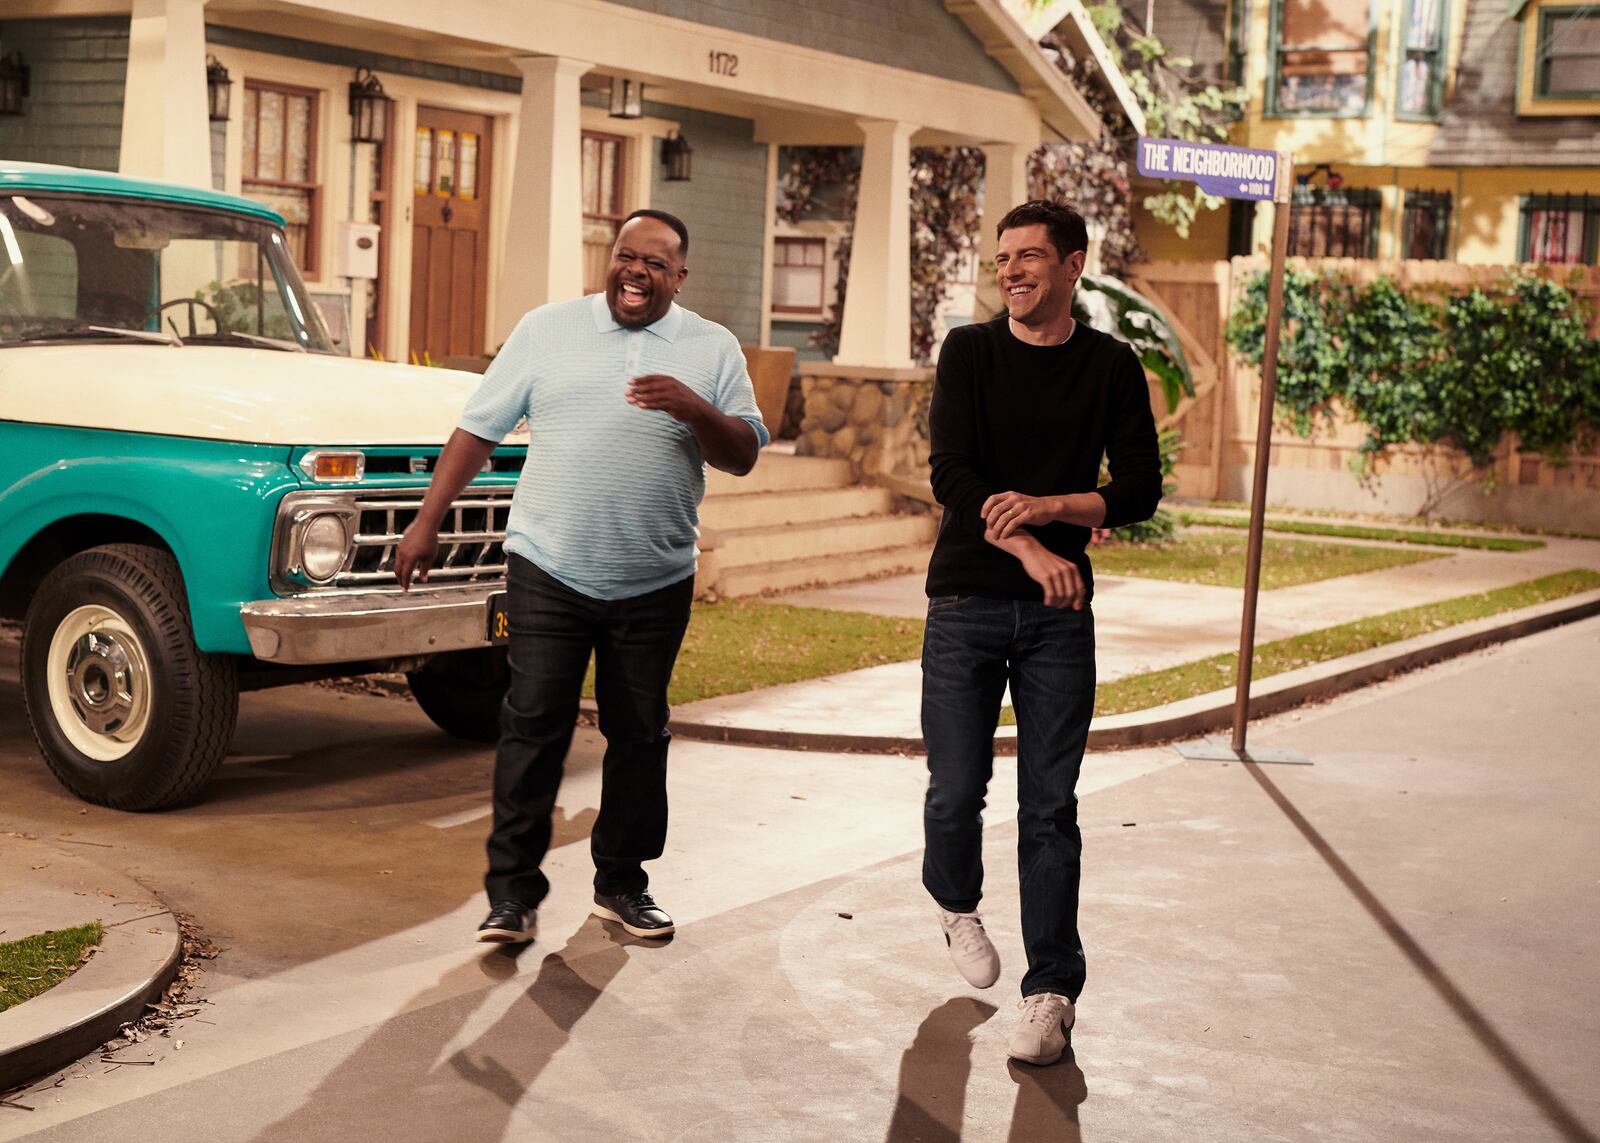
[648,101,767,345]
[0,18,127,172]
[607,0,1017,93]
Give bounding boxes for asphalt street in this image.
[2,619,1598,1142]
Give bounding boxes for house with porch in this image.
[0,0,1142,593]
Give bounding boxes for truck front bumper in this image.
[239,585,498,665]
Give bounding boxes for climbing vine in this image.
[1225,270,1600,476]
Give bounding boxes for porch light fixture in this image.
[206,56,232,122]
[0,52,30,117]
[661,130,692,182]
[608,76,643,119]
[348,66,392,145]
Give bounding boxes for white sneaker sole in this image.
[476,925,535,944]
[591,904,675,938]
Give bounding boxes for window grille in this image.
[1288,187,1381,258]
[1519,194,1599,265]
[1402,191,1452,260]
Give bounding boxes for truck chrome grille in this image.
[341,488,514,588]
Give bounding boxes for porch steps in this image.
[697,449,935,599]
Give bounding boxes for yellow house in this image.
[1132,0,1600,268]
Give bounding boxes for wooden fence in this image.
[1127,259,1600,521]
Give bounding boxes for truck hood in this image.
[0,345,505,446]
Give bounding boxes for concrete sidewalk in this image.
[3,618,1596,1141]
[667,531,1600,747]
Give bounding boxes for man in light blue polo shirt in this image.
[396,209,768,945]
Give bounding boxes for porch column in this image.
[497,55,592,342]
[975,143,1030,323]
[835,117,915,368]
[119,0,212,188]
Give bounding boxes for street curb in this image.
[0,846,183,1093]
[653,588,1600,755]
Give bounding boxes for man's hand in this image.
[985,525,1085,609]
[981,491,1062,539]
[395,521,439,592]
[627,374,713,425]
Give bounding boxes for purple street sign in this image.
[1136,136,1281,202]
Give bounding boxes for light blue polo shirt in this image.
[458,292,769,600]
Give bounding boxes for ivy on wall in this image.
[1225,270,1600,477]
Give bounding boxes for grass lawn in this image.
[0,922,102,1014]
[584,600,927,705]
[1180,512,1545,552]
[1090,531,1445,589]
[999,568,1600,724]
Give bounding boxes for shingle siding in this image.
[1126,0,1230,84]
[0,18,128,172]
[604,0,1020,93]
[1430,0,1600,166]
[648,102,768,346]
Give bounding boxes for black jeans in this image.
[484,554,694,909]
[920,595,1096,1000]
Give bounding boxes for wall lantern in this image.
[0,52,30,117]
[206,56,232,122]
[348,66,392,145]
[608,76,643,119]
[660,131,692,182]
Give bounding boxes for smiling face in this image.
[994,223,1085,329]
[605,216,688,329]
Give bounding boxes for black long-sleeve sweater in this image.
[925,314,1163,602]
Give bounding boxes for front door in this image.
[410,106,492,362]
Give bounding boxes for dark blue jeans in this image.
[484,555,693,909]
[921,595,1096,1000]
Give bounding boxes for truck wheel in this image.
[21,544,238,810]
[406,647,509,744]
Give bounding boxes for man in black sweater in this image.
[921,200,1161,1066]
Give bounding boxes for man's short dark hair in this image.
[622,208,690,257]
[996,200,1088,260]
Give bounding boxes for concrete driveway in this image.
[2,619,1597,1141]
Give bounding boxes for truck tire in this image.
[406,647,509,744]
[21,544,238,810]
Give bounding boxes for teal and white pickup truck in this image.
[0,162,519,810]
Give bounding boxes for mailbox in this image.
[338,220,381,279]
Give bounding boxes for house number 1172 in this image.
[708,50,739,77]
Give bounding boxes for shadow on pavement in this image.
[886,997,997,1141]
[252,917,638,1142]
[1245,762,1596,1143]
[1007,1047,1087,1142]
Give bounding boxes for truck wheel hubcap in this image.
[47,605,152,761]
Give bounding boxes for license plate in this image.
[486,592,510,645]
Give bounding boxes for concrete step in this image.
[715,543,932,598]
[712,514,937,570]
[700,486,893,532]
[706,451,853,497]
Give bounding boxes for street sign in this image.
[1140,135,1305,764]
[1135,136,1284,203]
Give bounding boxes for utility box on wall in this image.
[338,221,381,279]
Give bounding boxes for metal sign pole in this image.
[1231,162,1293,755]
[1131,140,1310,767]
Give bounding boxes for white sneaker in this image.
[937,906,1000,989]
[1008,992,1075,1066]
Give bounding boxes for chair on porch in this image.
[740,345,796,441]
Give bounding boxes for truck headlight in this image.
[300,514,349,582]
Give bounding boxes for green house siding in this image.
[648,101,768,346]
[0,18,128,172]
[605,0,1019,93]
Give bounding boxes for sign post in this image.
[1136,137,1311,766]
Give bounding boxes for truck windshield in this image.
[0,194,334,352]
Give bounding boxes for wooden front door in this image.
[410,106,492,362]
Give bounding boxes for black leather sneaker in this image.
[591,889,675,938]
[477,901,537,943]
